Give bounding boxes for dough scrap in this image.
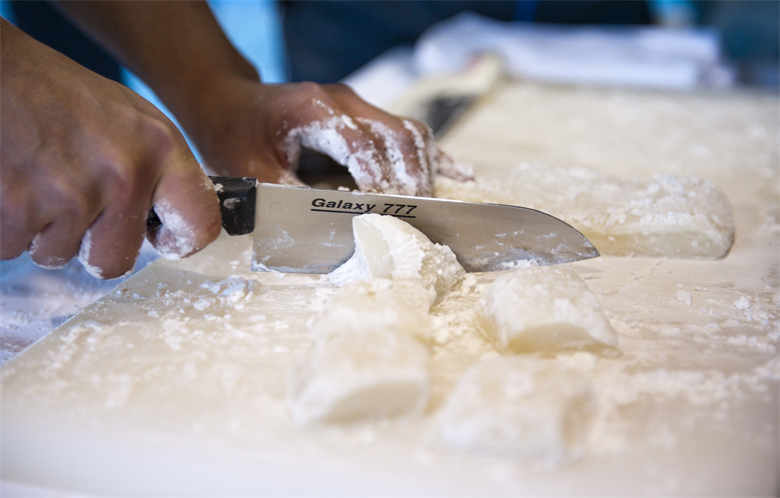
[478,267,618,353]
[328,214,464,305]
[434,163,735,258]
[433,356,595,466]
[288,331,430,425]
[308,278,433,343]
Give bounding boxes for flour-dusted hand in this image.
[0,20,221,278]
[47,2,471,198]
[182,81,474,197]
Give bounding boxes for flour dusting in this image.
[77,229,104,278]
[153,200,197,260]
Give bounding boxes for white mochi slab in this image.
[433,356,595,466]
[328,214,464,304]
[478,267,618,353]
[309,278,433,343]
[288,331,431,425]
[434,163,734,259]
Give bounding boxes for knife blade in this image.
[148,178,599,273]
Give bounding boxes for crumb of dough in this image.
[288,331,430,425]
[432,356,595,466]
[477,266,618,354]
[434,163,734,259]
[328,214,464,305]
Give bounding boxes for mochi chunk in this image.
[328,214,464,304]
[288,331,430,425]
[478,267,618,353]
[309,278,433,343]
[433,356,595,466]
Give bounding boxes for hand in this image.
[181,79,474,197]
[0,20,221,278]
[48,1,471,197]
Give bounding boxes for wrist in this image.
[155,54,261,123]
[174,75,273,173]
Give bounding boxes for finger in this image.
[28,216,91,270]
[75,164,149,278]
[285,113,394,194]
[355,117,432,196]
[325,85,437,196]
[25,176,104,269]
[0,181,50,261]
[0,197,41,260]
[432,145,475,182]
[76,204,146,279]
[147,155,221,261]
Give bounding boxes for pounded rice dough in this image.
[434,163,735,258]
[328,214,464,304]
[288,331,430,425]
[433,356,595,466]
[309,278,433,343]
[478,267,618,353]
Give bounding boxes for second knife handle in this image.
[146,176,257,237]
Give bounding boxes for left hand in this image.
[53,1,471,197]
[181,78,473,197]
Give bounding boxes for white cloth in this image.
[413,12,733,89]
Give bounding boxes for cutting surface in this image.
[2,81,778,496]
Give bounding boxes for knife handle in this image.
[146,176,256,236]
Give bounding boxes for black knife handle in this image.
[146,176,256,236]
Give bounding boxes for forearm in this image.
[45,2,469,196]
[52,1,259,122]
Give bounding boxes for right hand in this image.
[0,20,221,279]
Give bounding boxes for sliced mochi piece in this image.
[433,356,595,466]
[309,278,433,343]
[478,267,618,353]
[288,331,431,425]
[328,214,464,304]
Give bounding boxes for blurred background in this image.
[2,0,776,164]
[2,1,777,89]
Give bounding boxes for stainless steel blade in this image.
[251,183,599,273]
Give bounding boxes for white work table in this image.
[2,71,779,496]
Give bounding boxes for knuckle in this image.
[407,118,433,139]
[96,142,134,175]
[140,112,176,140]
[138,114,179,158]
[292,82,338,115]
[56,191,92,220]
[324,82,356,98]
[96,130,175,203]
[295,81,327,97]
[396,122,425,149]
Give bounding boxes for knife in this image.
[148,177,599,273]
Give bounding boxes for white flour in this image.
[282,101,446,196]
[152,200,197,260]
